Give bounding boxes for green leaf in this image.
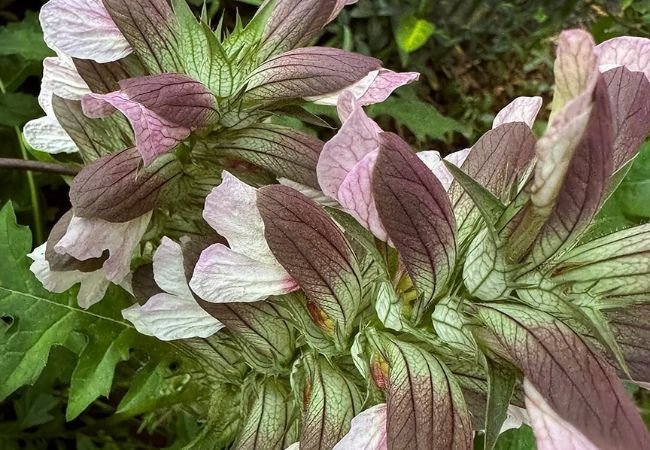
[367,87,466,142]
[0,93,41,126]
[173,0,236,97]
[431,296,478,355]
[299,354,363,450]
[493,425,536,450]
[0,12,53,61]
[614,141,650,220]
[0,203,173,420]
[236,379,296,450]
[395,15,435,53]
[483,358,517,450]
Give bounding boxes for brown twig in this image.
[0,158,80,176]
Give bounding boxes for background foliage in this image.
[0,0,649,447]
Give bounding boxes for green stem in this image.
[0,79,44,244]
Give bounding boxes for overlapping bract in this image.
[22,1,650,448]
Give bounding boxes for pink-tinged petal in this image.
[306,69,419,109]
[189,243,298,303]
[596,36,650,81]
[530,30,599,209]
[524,380,599,450]
[492,96,543,129]
[333,403,387,450]
[203,172,277,265]
[122,293,223,341]
[153,237,192,298]
[317,93,382,198]
[39,57,89,116]
[40,0,132,63]
[83,91,189,163]
[82,74,216,164]
[418,149,471,191]
[23,116,78,154]
[338,151,388,241]
[28,243,110,309]
[278,178,339,207]
[54,212,151,283]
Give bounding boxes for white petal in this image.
[492,96,543,129]
[39,56,89,115]
[500,405,531,432]
[55,212,152,283]
[23,116,78,154]
[122,293,223,341]
[153,237,192,298]
[417,148,470,191]
[40,0,132,63]
[524,379,599,450]
[203,172,276,264]
[278,178,339,207]
[28,243,110,309]
[189,243,297,303]
[284,444,300,450]
[333,403,388,450]
[596,36,650,81]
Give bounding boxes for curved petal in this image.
[23,116,78,154]
[596,36,650,81]
[40,0,131,63]
[317,93,382,198]
[54,212,151,283]
[524,380,599,450]
[28,243,110,309]
[153,237,192,298]
[492,96,543,129]
[332,403,387,450]
[189,243,297,303]
[329,0,358,21]
[203,172,276,264]
[307,69,419,109]
[501,406,530,432]
[278,178,339,207]
[418,149,471,191]
[39,56,89,116]
[337,150,388,241]
[122,293,223,341]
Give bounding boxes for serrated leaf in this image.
[395,15,435,53]
[367,88,466,142]
[0,203,171,420]
[0,12,52,61]
[173,0,236,97]
[258,185,363,348]
[373,133,456,322]
[367,331,473,449]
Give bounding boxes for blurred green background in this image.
[0,0,648,447]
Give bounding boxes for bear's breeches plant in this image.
[20,0,650,448]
